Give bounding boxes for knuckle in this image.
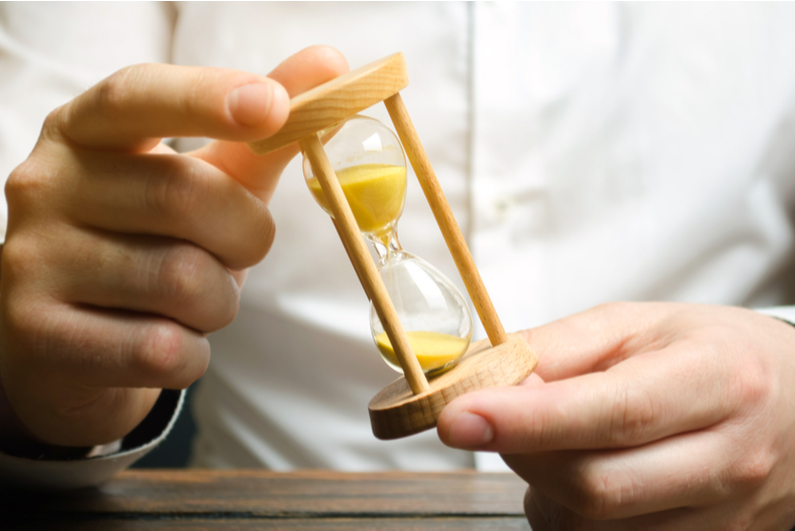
[186,337,211,383]
[521,403,556,450]
[728,449,774,491]
[569,465,629,520]
[95,66,137,121]
[135,321,186,377]
[5,157,53,208]
[610,382,657,446]
[248,205,276,264]
[212,278,241,330]
[156,245,240,331]
[223,200,276,270]
[145,160,208,221]
[183,70,207,118]
[39,106,69,143]
[157,244,207,304]
[733,359,770,406]
[191,338,211,382]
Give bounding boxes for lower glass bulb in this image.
[370,248,473,376]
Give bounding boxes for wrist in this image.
[0,377,93,459]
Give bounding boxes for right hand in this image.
[0,46,349,448]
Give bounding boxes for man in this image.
[2,3,795,528]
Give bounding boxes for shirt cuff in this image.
[0,388,184,490]
[754,306,795,326]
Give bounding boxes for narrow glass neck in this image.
[371,228,403,264]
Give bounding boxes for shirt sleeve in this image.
[0,389,184,490]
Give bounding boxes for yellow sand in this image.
[306,163,406,236]
[375,331,470,372]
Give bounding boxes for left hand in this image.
[0,46,350,448]
[437,302,795,530]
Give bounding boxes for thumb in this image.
[192,45,350,203]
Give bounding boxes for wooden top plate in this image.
[247,52,409,155]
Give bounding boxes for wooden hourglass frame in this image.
[247,53,538,440]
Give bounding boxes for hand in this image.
[438,302,795,530]
[0,46,349,448]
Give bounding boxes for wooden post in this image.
[384,93,509,347]
[333,220,371,301]
[299,134,430,395]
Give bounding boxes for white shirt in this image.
[3,2,795,485]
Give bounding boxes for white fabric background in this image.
[2,3,795,479]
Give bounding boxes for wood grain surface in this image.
[2,470,530,530]
[369,334,538,440]
[19,518,531,530]
[247,52,409,155]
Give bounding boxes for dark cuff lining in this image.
[120,389,180,452]
[0,389,180,461]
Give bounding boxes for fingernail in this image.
[448,412,494,448]
[227,82,274,127]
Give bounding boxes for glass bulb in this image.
[303,115,407,246]
[370,236,473,376]
[302,115,473,376]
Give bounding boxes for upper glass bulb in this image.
[302,115,472,376]
[302,115,407,246]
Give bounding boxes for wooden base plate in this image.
[368,333,538,440]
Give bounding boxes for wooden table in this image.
[2,470,531,529]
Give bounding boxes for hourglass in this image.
[303,116,474,377]
[248,53,538,439]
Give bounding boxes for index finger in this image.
[51,63,290,151]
